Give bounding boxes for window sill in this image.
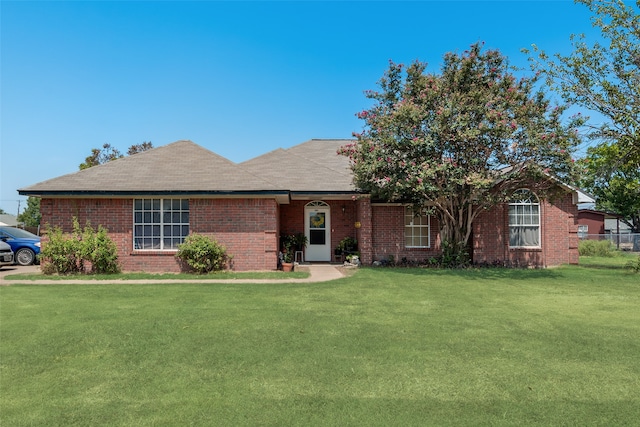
[509,247,542,251]
[130,250,179,256]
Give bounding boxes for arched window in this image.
[508,189,540,247]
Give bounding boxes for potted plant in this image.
[291,233,308,253]
[336,236,358,256]
[281,242,294,272]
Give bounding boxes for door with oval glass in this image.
[304,201,331,261]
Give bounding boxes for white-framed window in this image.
[578,224,588,239]
[508,189,540,247]
[404,206,430,248]
[133,199,189,250]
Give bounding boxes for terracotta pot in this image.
[282,262,294,272]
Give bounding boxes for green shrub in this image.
[81,224,120,274]
[578,239,618,257]
[176,234,230,274]
[40,225,83,275]
[438,240,471,268]
[626,255,640,273]
[40,218,120,275]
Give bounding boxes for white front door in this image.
[305,201,331,262]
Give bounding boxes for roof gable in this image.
[240,139,355,192]
[19,140,282,195]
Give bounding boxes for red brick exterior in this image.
[368,204,441,263]
[473,192,579,267]
[279,199,359,261]
[40,197,279,272]
[39,190,579,272]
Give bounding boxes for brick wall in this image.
[280,199,359,261]
[190,199,279,271]
[40,197,279,273]
[473,191,579,267]
[356,198,373,264]
[369,204,441,263]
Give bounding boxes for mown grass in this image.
[1,263,638,426]
[579,251,638,269]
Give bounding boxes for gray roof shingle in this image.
[240,139,355,192]
[19,139,356,196]
[19,140,283,195]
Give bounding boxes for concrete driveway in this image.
[0,264,40,280]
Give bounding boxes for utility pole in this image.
[17,200,21,218]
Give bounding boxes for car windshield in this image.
[0,227,39,239]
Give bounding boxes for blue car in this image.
[0,226,41,266]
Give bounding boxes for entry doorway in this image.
[304,201,331,261]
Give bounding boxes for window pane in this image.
[134,198,189,250]
[309,213,325,229]
[405,235,413,247]
[310,229,326,245]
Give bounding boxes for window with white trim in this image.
[404,206,430,248]
[134,199,189,250]
[508,189,540,247]
[577,225,588,239]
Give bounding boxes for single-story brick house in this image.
[19,139,593,271]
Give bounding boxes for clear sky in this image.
[0,1,607,214]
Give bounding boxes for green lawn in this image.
[1,263,638,426]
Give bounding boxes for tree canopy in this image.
[526,0,639,165]
[526,0,639,246]
[340,43,585,261]
[579,143,640,233]
[79,142,154,170]
[17,196,41,227]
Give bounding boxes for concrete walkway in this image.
[0,264,347,285]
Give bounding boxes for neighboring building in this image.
[577,209,607,238]
[19,140,592,272]
[0,214,19,227]
[577,209,632,238]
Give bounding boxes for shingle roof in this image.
[19,139,357,196]
[19,140,283,195]
[240,139,355,192]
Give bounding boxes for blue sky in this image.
[0,1,606,214]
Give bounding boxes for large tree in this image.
[17,196,41,227]
[526,0,639,253]
[79,143,123,170]
[340,43,584,262]
[79,142,154,170]
[579,143,640,234]
[526,0,639,163]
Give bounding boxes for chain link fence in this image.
[580,233,640,252]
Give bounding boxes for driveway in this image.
[0,264,40,281]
